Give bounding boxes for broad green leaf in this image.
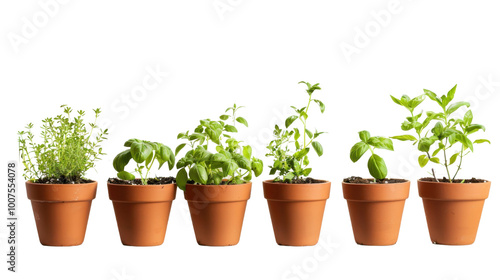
[294,128,300,140]
[206,127,222,144]
[449,153,459,165]
[465,124,485,134]
[418,137,436,153]
[113,150,132,172]
[233,154,251,170]
[124,138,141,147]
[176,168,188,190]
[219,114,230,120]
[431,122,444,138]
[130,142,153,163]
[445,85,457,106]
[224,125,238,133]
[285,115,298,128]
[252,159,263,177]
[305,129,313,139]
[303,168,312,176]
[313,99,325,113]
[391,135,417,141]
[368,154,387,180]
[430,157,440,163]
[312,141,323,156]
[367,137,394,151]
[446,101,470,115]
[350,142,369,163]
[190,164,208,184]
[175,143,186,156]
[409,94,426,109]
[243,145,252,159]
[418,155,429,168]
[464,110,473,126]
[293,148,309,159]
[236,117,248,127]
[390,95,402,106]
[145,151,154,167]
[401,121,413,131]
[117,171,135,181]
[359,130,370,142]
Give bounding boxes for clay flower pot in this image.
[26,181,97,246]
[418,180,491,245]
[342,181,410,245]
[263,180,331,246]
[184,182,251,246]
[108,182,177,246]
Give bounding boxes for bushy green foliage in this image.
[266,81,326,182]
[112,139,175,185]
[349,130,394,180]
[18,105,108,182]
[175,104,263,190]
[391,85,490,182]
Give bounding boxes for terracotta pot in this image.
[342,181,410,245]
[263,180,331,246]
[108,182,177,246]
[184,182,251,246]
[26,181,97,246]
[418,180,491,245]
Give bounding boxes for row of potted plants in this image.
[19,83,491,247]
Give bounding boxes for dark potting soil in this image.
[274,177,327,184]
[108,176,176,185]
[343,176,407,184]
[420,177,487,183]
[34,176,94,184]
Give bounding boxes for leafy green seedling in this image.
[350,130,394,180]
[175,104,263,190]
[391,85,490,182]
[112,139,175,185]
[18,105,108,182]
[266,81,326,182]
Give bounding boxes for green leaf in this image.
[117,171,135,181]
[233,154,251,170]
[367,137,394,151]
[285,115,298,128]
[305,129,313,139]
[294,128,300,140]
[474,139,490,144]
[446,101,470,115]
[431,122,444,137]
[409,94,426,109]
[313,99,325,113]
[175,143,186,156]
[303,168,312,176]
[465,124,485,134]
[124,138,141,147]
[219,115,230,120]
[224,125,238,133]
[222,160,238,177]
[449,153,459,165]
[464,110,473,126]
[424,89,440,104]
[359,130,370,142]
[190,164,208,184]
[445,85,457,105]
[401,121,413,131]
[176,168,188,190]
[293,148,309,159]
[206,127,222,144]
[367,154,387,180]
[418,137,436,153]
[430,157,440,163]
[390,95,402,106]
[418,155,429,168]
[236,117,248,127]
[252,159,263,177]
[312,141,323,156]
[130,142,153,163]
[243,145,252,159]
[350,142,369,163]
[391,135,417,141]
[113,150,132,172]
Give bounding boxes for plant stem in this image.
[452,145,464,181]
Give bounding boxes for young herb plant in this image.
[350,131,394,180]
[266,81,326,182]
[18,105,108,183]
[175,104,263,190]
[391,85,490,182]
[112,139,175,185]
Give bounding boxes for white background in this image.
[1,1,500,279]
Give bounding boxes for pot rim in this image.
[107,182,177,202]
[107,182,176,187]
[341,178,410,185]
[26,180,98,202]
[417,179,491,184]
[262,179,330,185]
[26,180,97,186]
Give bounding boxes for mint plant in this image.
[391,85,490,182]
[266,81,326,182]
[18,105,108,182]
[175,104,263,190]
[349,131,394,180]
[112,139,175,185]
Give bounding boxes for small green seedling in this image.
[349,130,394,180]
[113,139,175,185]
[391,84,490,182]
[266,81,326,182]
[175,104,263,190]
